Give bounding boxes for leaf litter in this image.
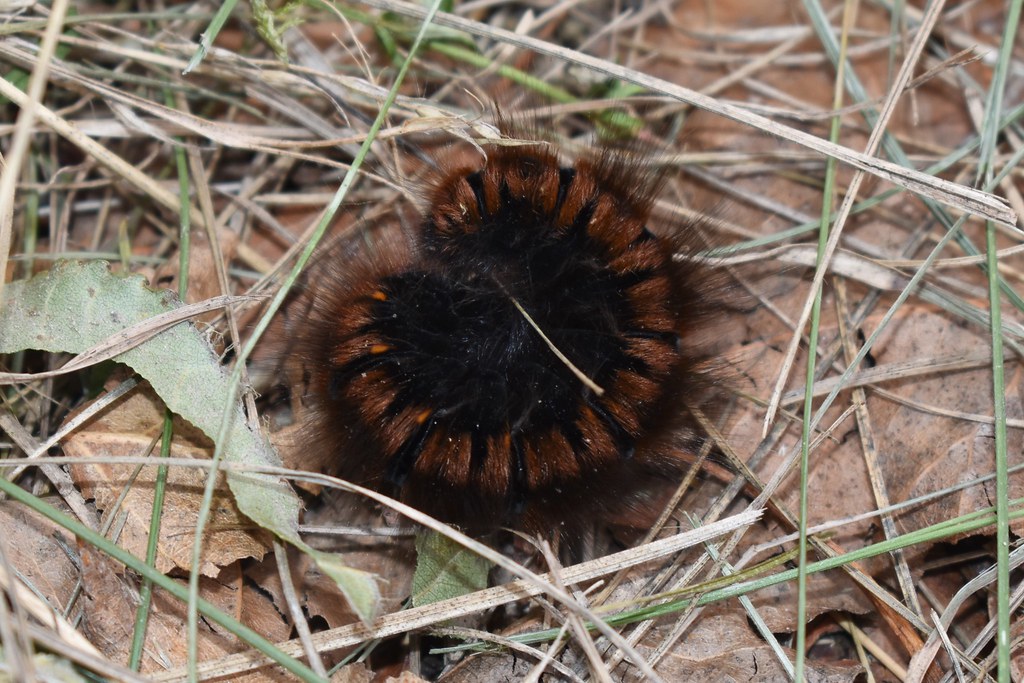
[0,0,1022,680]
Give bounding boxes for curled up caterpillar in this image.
[291,127,723,537]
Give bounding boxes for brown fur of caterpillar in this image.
[282,122,728,537]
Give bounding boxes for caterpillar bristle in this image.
[288,118,725,537]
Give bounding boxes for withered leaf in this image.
[65,386,267,576]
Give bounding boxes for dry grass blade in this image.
[0,0,71,307]
[0,76,204,228]
[359,0,1016,227]
[0,555,100,657]
[152,509,762,680]
[781,349,1012,405]
[763,0,955,436]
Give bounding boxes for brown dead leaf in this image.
[144,573,291,679]
[439,653,534,682]
[64,385,267,576]
[78,542,237,672]
[721,336,883,598]
[868,310,1024,537]
[749,572,873,633]
[150,229,239,315]
[646,610,863,682]
[0,501,79,612]
[78,541,152,661]
[332,663,375,683]
[719,303,1020,674]
[78,541,290,676]
[199,561,292,645]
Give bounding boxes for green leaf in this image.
[307,548,381,623]
[412,531,492,607]
[378,11,475,53]
[373,23,399,61]
[0,260,380,623]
